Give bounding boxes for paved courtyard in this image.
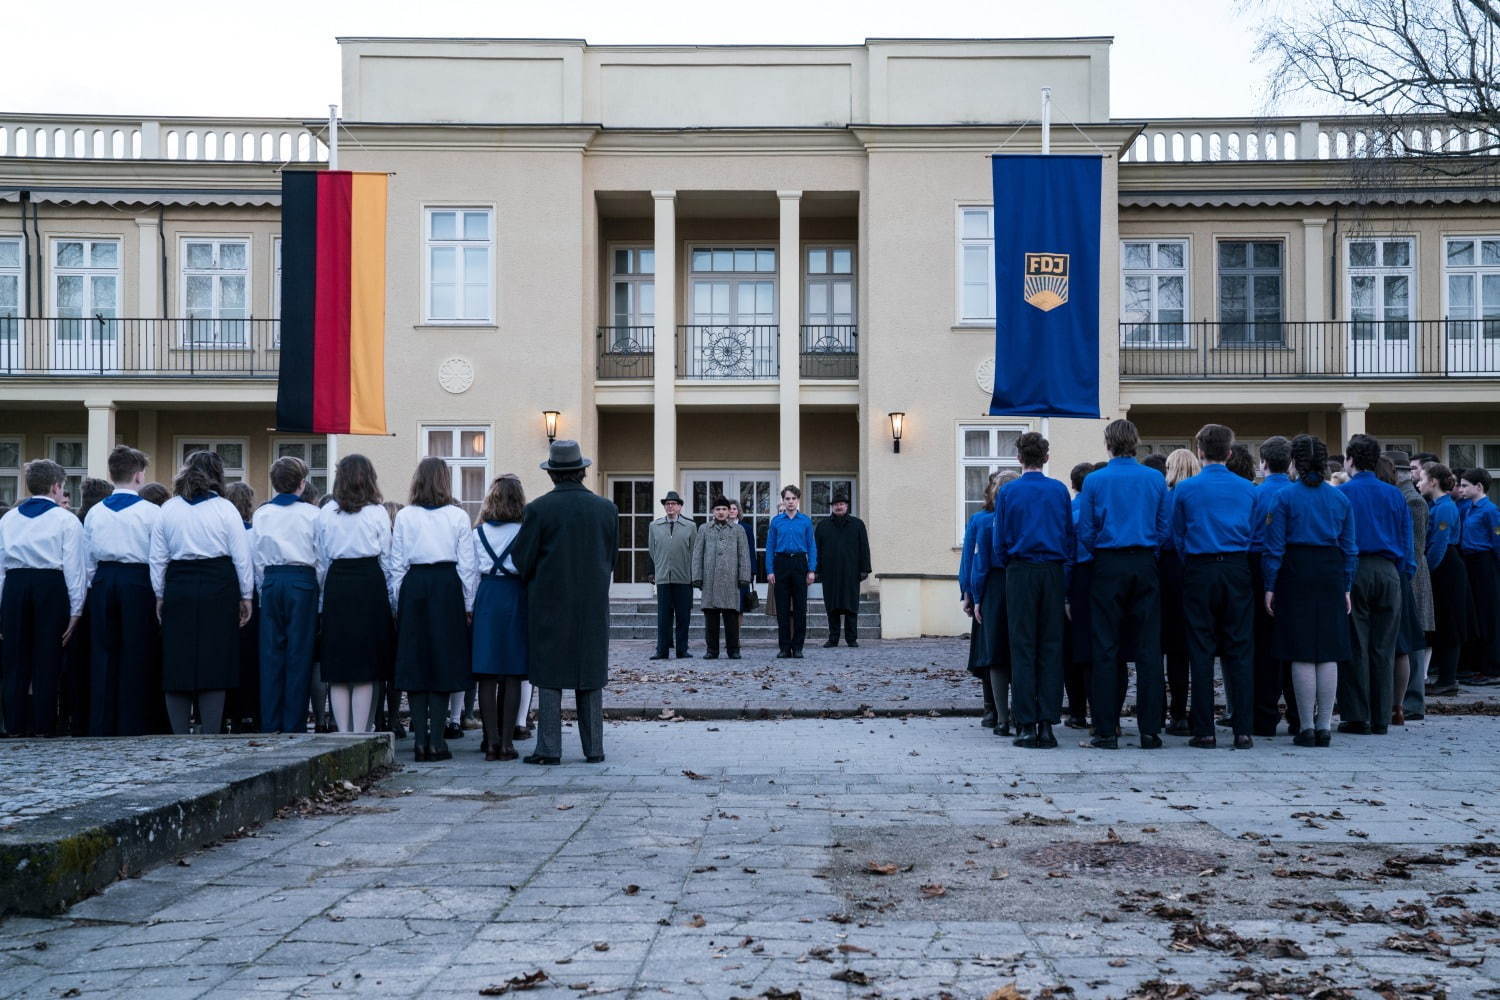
[2,714,1497,999]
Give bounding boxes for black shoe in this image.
[391,722,408,740]
[993,722,1013,737]
[430,748,453,761]
[846,640,859,648]
[1469,675,1500,686]
[1036,723,1058,749]
[444,722,464,740]
[703,653,719,660]
[512,726,532,741]
[981,711,997,729]
[1293,728,1316,747]
[649,653,670,660]
[1188,735,1217,749]
[585,754,606,763]
[1405,712,1424,721]
[1139,734,1163,750]
[1013,725,1039,748]
[523,753,561,765]
[1426,684,1459,697]
[1216,716,1234,729]
[1064,716,1090,730]
[776,651,792,659]
[1088,735,1119,750]
[824,639,839,648]
[1337,721,1371,735]
[1233,735,1254,750]
[791,650,804,658]
[1165,719,1190,735]
[1370,724,1388,735]
[727,652,741,659]
[1315,730,1332,747]
[676,652,694,659]
[414,746,429,762]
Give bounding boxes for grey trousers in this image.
[1341,556,1400,727]
[535,687,604,760]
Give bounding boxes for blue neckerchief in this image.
[269,493,300,507]
[17,497,56,518]
[244,521,253,530]
[484,519,505,527]
[185,492,218,506]
[102,493,144,512]
[419,504,445,511]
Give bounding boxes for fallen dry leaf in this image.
[681,770,710,780]
[864,861,900,876]
[622,884,640,895]
[478,969,548,995]
[984,986,1027,1000]
[919,883,947,898]
[688,914,706,928]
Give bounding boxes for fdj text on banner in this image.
[988,155,1101,419]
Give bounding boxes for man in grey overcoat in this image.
[690,496,752,659]
[510,441,619,764]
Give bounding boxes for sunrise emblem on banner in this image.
[276,170,389,435]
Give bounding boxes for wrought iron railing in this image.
[800,324,858,379]
[596,326,655,380]
[677,324,778,379]
[0,317,281,377]
[1119,320,1500,379]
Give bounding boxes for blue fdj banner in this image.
[988,154,1102,419]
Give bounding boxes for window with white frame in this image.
[424,425,489,519]
[1121,240,1187,346]
[182,238,250,346]
[1446,439,1500,503]
[957,424,1023,538]
[1347,237,1413,340]
[1445,236,1500,341]
[804,246,856,327]
[957,207,995,324]
[47,437,86,509]
[0,437,20,506]
[0,238,19,347]
[52,238,119,359]
[177,438,246,485]
[1138,439,1191,458]
[689,247,776,324]
[609,246,654,342]
[1218,240,1283,344]
[272,438,328,497]
[425,208,493,323]
[806,476,857,522]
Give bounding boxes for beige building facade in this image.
[3,37,1497,637]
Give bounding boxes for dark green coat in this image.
[814,513,871,613]
[509,480,619,691]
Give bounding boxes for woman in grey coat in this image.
[691,495,753,659]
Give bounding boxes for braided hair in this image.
[1290,434,1328,487]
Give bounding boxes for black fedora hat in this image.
[660,490,685,505]
[539,439,592,471]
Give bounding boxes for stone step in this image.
[610,600,881,615]
[610,622,880,640]
[609,611,884,627]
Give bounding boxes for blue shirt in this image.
[764,511,817,574]
[1261,480,1358,592]
[1460,495,1500,556]
[993,471,1073,565]
[958,510,986,597]
[968,509,1000,602]
[1077,456,1170,557]
[1070,494,1092,564]
[1249,473,1293,553]
[1426,495,1461,572]
[1171,463,1257,556]
[1338,470,1415,575]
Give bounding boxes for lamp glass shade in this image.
[888,411,905,440]
[543,411,560,441]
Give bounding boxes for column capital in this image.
[83,398,117,411]
[134,216,160,230]
[651,190,676,202]
[1301,217,1328,229]
[1339,401,1370,413]
[777,190,803,201]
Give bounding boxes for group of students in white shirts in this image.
[0,446,534,760]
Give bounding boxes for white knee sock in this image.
[516,681,533,728]
[1315,662,1337,731]
[1291,663,1317,732]
[329,685,352,733]
[351,683,375,734]
[448,690,464,725]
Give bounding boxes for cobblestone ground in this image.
[2,716,1497,999]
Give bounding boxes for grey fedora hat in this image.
[539,439,592,471]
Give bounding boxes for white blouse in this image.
[148,495,254,600]
[0,500,88,616]
[250,498,322,591]
[473,521,522,575]
[391,504,478,612]
[317,500,396,611]
[83,489,160,579]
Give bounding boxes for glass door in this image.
[609,477,655,586]
[53,239,120,372]
[1445,237,1500,376]
[684,470,775,584]
[1347,238,1415,375]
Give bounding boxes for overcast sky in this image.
[10,0,1310,121]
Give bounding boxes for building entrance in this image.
[683,470,775,583]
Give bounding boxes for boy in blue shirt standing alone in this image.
[765,485,817,659]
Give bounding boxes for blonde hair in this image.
[1165,448,1201,488]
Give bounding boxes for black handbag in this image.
[741,588,760,613]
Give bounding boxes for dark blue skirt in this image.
[471,574,529,677]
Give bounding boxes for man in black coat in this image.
[509,441,619,764]
[814,492,872,647]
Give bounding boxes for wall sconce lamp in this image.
[888,411,905,453]
[543,410,560,443]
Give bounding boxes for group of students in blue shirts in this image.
[960,418,1500,751]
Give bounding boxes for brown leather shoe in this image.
[1391,707,1405,726]
[499,748,519,761]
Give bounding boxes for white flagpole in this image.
[1040,88,1052,456]
[325,103,340,479]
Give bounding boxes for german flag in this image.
[276,170,388,435]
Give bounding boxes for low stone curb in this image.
[0,733,391,917]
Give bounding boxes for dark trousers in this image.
[1006,561,1065,726]
[825,611,858,644]
[1248,559,1295,734]
[1,568,69,737]
[1183,553,1254,738]
[60,606,90,736]
[1342,555,1400,726]
[655,583,693,656]
[535,687,603,760]
[87,562,157,737]
[1090,548,1165,738]
[259,566,320,733]
[408,691,449,754]
[704,609,741,656]
[773,552,809,653]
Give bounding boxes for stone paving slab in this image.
[2,717,1497,998]
[0,735,391,917]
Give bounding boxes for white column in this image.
[1339,402,1368,447]
[652,191,677,499]
[136,216,162,373]
[85,400,116,479]
[777,191,802,492]
[1302,218,1328,373]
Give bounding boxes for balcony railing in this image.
[677,324,778,380]
[800,324,858,379]
[1119,320,1500,379]
[0,113,326,162]
[1120,114,1498,164]
[0,317,280,377]
[596,326,655,380]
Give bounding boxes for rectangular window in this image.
[1218,240,1283,344]
[1121,239,1188,346]
[1138,439,1191,458]
[271,437,329,497]
[177,438,247,485]
[957,207,995,324]
[689,246,776,323]
[47,436,86,509]
[609,476,654,584]
[609,245,655,336]
[0,238,19,347]
[1445,236,1500,340]
[956,424,1024,540]
[1347,237,1414,341]
[52,238,120,361]
[804,246,856,326]
[181,237,250,347]
[425,208,493,323]
[423,425,489,520]
[0,437,20,507]
[806,476,857,522]
[1446,439,1500,503]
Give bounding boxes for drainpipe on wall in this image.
[29,197,42,316]
[158,205,167,318]
[1328,205,1340,322]
[18,191,29,318]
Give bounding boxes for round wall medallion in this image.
[438,357,475,394]
[976,357,995,395]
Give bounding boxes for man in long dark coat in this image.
[509,440,619,764]
[814,492,872,647]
